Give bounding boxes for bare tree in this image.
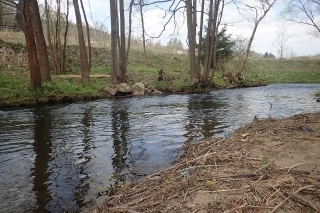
[45,0,70,75]
[233,35,248,69]
[80,0,91,70]
[109,0,127,83]
[186,0,198,83]
[20,0,41,88]
[126,0,134,60]
[274,24,291,68]
[62,0,70,74]
[30,0,51,82]
[283,0,320,37]
[73,0,89,82]
[202,0,223,85]
[118,0,127,83]
[109,0,118,83]
[235,0,277,75]
[139,0,147,64]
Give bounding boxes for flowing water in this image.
[0,84,319,212]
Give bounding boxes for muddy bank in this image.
[95,112,320,213]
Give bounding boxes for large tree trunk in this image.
[186,0,197,83]
[109,0,118,83]
[203,0,214,84]
[20,0,41,88]
[118,0,126,83]
[197,0,205,75]
[73,0,90,82]
[30,0,51,82]
[80,0,91,71]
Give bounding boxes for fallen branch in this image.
[270,185,315,213]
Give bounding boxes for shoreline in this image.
[0,82,268,110]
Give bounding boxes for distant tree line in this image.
[1,0,320,89]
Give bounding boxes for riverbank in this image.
[0,71,264,109]
[2,38,320,109]
[95,112,320,213]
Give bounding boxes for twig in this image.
[176,164,222,173]
[198,173,260,181]
[147,152,217,179]
[214,158,218,170]
[270,185,315,213]
[284,162,319,172]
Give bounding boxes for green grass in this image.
[242,58,320,83]
[0,68,108,107]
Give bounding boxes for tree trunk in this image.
[207,0,220,79]
[73,0,90,82]
[80,0,91,71]
[45,0,58,74]
[109,0,118,83]
[197,0,205,75]
[238,20,260,74]
[30,0,51,82]
[237,0,277,74]
[20,0,41,88]
[62,0,70,74]
[118,0,126,83]
[186,0,197,83]
[203,0,214,84]
[140,0,147,64]
[56,0,62,74]
[126,0,134,61]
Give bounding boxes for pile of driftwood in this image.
[97,113,320,213]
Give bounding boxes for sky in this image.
[38,0,320,57]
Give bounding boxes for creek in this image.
[0,83,319,212]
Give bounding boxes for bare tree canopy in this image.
[234,0,277,74]
[273,24,291,68]
[283,0,320,37]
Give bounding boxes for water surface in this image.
[0,84,319,212]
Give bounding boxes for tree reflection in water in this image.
[32,107,53,213]
[184,95,223,143]
[111,102,130,183]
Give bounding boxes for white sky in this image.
[39,0,320,57]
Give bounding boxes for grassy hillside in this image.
[1,34,320,108]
